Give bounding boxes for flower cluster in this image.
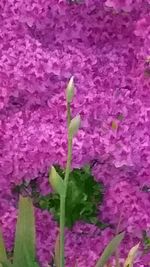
[0,0,150,266]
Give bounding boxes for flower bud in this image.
[69,115,81,136]
[49,166,65,196]
[66,76,74,103]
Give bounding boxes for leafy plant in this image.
[0,78,140,267]
[0,196,139,267]
[39,165,104,228]
[0,196,39,267]
[49,77,126,267]
[53,231,125,267]
[95,232,125,267]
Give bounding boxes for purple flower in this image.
[0,0,150,265]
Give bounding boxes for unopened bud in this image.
[69,115,81,136]
[66,76,74,103]
[49,166,65,196]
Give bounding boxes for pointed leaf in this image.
[49,166,65,196]
[13,196,36,267]
[124,243,140,267]
[18,245,40,267]
[0,228,7,263]
[0,228,11,267]
[95,232,125,267]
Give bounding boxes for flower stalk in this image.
[59,77,80,267]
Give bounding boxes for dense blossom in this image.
[100,180,150,236]
[0,0,150,266]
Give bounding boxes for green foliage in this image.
[0,194,126,267]
[38,165,104,228]
[49,166,65,196]
[124,243,140,267]
[0,196,39,267]
[0,229,11,267]
[13,196,37,267]
[95,232,125,267]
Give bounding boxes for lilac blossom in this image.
[0,0,150,266]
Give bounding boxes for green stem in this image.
[67,103,71,128]
[115,211,122,267]
[59,196,65,267]
[59,103,72,267]
[64,136,72,191]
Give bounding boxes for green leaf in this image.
[13,196,36,267]
[22,246,40,267]
[0,229,11,267]
[49,166,65,196]
[0,229,8,263]
[38,165,104,229]
[83,165,91,174]
[95,232,125,267]
[13,245,39,267]
[1,263,12,267]
[0,262,12,267]
[123,243,140,267]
